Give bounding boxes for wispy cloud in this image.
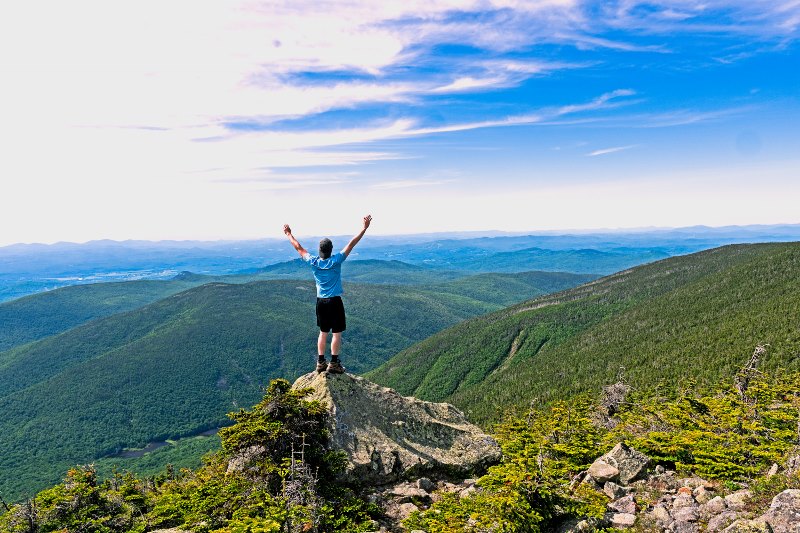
[632,106,754,128]
[431,76,513,93]
[3,0,799,245]
[586,145,638,157]
[370,179,455,190]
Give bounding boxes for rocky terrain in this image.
[556,444,800,533]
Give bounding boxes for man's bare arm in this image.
[283,224,308,257]
[342,215,372,257]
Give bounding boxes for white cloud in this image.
[586,145,638,156]
[1,0,797,244]
[432,76,512,93]
[370,179,455,189]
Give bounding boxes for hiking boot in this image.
[315,360,328,373]
[327,360,345,374]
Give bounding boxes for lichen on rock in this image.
[291,371,501,486]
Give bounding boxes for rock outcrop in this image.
[562,447,800,533]
[291,372,501,486]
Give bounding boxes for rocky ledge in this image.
[291,372,501,486]
[561,443,800,533]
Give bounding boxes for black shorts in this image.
[316,296,346,333]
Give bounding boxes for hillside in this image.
[452,246,670,274]
[0,261,591,355]
[0,280,198,351]
[367,242,800,423]
[422,270,598,307]
[0,270,589,500]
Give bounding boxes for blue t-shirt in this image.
[302,252,347,298]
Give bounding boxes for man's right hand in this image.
[283,224,292,235]
[363,215,372,230]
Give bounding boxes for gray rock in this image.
[760,488,800,532]
[459,485,477,499]
[787,455,800,476]
[707,511,739,532]
[651,503,672,524]
[703,496,728,517]
[655,464,666,474]
[439,482,459,493]
[600,443,651,485]
[724,490,752,512]
[226,444,267,474]
[721,519,771,532]
[610,512,636,528]
[649,470,681,492]
[694,486,714,504]
[390,484,430,503]
[292,372,501,485]
[588,460,620,483]
[604,481,631,500]
[767,463,780,478]
[608,494,637,515]
[670,520,699,533]
[672,505,700,523]
[396,502,419,521]
[416,477,435,492]
[680,476,712,490]
[673,493,697,509]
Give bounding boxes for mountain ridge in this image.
[367,242,800,423]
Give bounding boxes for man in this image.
[283,215,372,374]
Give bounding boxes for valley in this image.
[0,265,592,500]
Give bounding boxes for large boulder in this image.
[601,443,651,485]
[292,372,501,485]
[760,489,800,532]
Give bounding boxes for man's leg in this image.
[315,330,329,373]
[327,331,345,373]
[317,331,328,358]
[326,298,346,374]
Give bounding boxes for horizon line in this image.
[3,222,800,249]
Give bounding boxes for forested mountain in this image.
[435,246,670,274]
[0,280,199,351]
[421,270,598,307]
[0,270,591,500]
[0,261,593,354]
[367,242,800,423]
[251,249,664,277]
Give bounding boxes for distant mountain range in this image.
[3,223,799,302]
[367,242,800,423]
[0,266,593,500]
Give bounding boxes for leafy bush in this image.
[405,397,608,532]
[611,371,800,480]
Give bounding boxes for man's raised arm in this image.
[283,224,308,257]
[342,215,372,257]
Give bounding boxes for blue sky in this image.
[1,0,799,244]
